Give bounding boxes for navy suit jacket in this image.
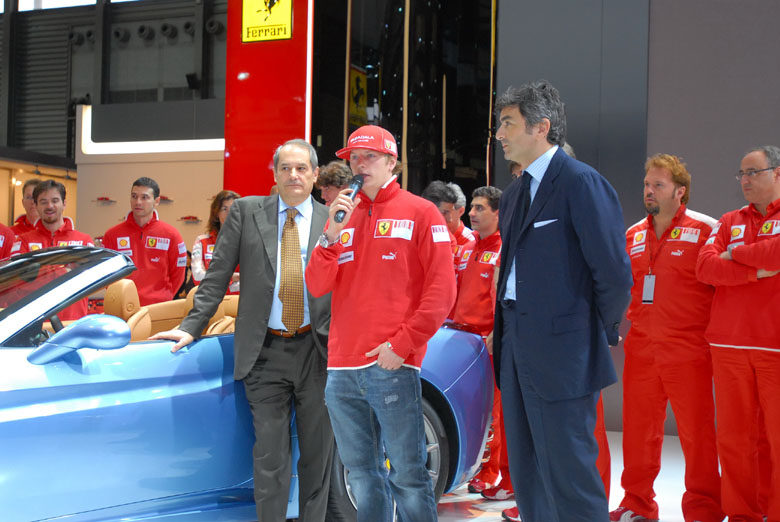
[493,148,632,401]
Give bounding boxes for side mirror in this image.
[27,315,131,365]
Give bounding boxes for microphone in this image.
[334,174,365,223]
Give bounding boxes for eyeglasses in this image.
[735,167,775,180]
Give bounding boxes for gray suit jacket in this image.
[180,195,331,380]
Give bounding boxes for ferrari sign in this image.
[243,0,293,42]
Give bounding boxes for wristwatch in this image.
[318,233,337,248]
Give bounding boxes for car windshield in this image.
[0,247,134,346]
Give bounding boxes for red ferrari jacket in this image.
[13,217,94,252]
[102,211,186,306]
[11,214,35,236]
[192,232,239,294]
[625,205,716,364]
[306,178,457,369]
[453,230,501,336]
[0,223,14,260]
[12,218,94,320]
[696,198,780,352]
[453,221,476,264]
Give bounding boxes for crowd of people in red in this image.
[4,136,779,522]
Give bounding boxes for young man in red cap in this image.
[306,125,456,522]
[102,177,186,306]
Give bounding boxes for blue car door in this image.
[0,334,254,522]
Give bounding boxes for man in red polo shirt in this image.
[452,186,512,500]
[446,182,476,261]
[0,223,15,260]
[611,154,722,522]
[697,145,780,522]
[102,177,186,306]
[11,178,41,236]
[12,179,94,320]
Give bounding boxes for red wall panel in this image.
[223,0,313,196]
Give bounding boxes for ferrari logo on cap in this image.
[384,139,397,154]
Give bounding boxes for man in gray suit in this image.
[152,139,333,522]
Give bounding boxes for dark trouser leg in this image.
[292,338,334,522]
[500,307,607,522]
[243,334,294,522]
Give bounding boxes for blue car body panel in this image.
[420,326,494,492]
[0,247,490,521]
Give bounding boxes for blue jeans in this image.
[325,365,438,522]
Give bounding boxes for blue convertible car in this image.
[0,247,492,522]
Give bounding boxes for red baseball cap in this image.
[336,125,398,159]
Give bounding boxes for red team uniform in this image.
[10,214,36,236]
[102,211,186,306]
[192,232,239,294]
[0,223,14,260]
[307,177,456,369]
[11,217,94,320]
[697,198,780,522]
[452,221,476,271]
[623,205,722,522]
[453,231,509,487]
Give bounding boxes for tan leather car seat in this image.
[183,286,232,335]
[103,279,152,341]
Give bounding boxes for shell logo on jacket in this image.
[339,228,354,246]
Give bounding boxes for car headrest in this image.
[104,279,142,321]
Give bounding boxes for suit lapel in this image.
[255,196,279,275]
[518,149,564,236]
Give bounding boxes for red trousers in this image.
[619,347,722,522]
[476,382,511,485]
[595,395,611,499]
[712,347,780,522]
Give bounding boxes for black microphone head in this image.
[351,174,365,190]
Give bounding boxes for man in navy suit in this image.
[493,80,632,522]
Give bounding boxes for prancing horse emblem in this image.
[257,0,280,21]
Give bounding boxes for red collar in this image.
[358,177,400,207]
[124,209,160,229]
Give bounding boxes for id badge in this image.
[642,274,656,304]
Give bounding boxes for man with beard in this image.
[12,179,94,319]
[612,154,722,522]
